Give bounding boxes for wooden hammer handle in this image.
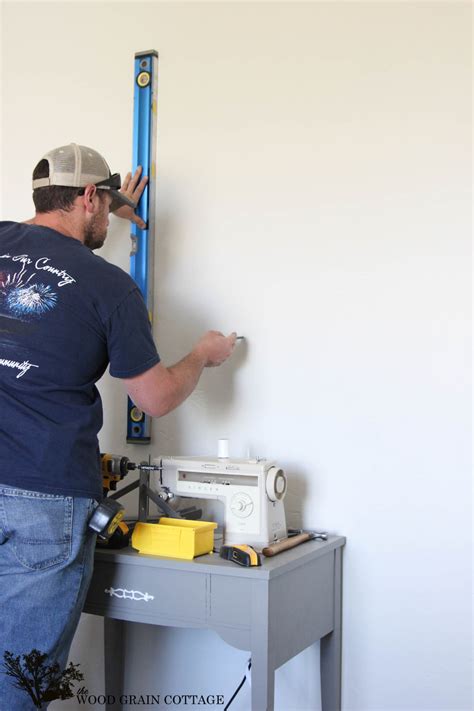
[262,533,311,557]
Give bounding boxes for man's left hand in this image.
[112,166,148,228]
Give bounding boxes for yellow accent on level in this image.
[130,407,143,423]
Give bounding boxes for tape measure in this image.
[88,499,125,540]
[220,544,262,567]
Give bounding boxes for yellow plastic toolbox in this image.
[131,518,217,560]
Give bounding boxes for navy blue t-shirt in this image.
[0,222,160,501]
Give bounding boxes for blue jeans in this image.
[0,486,97,710]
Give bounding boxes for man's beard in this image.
[84,215,107,251]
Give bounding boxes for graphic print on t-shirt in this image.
[0,252,75,323]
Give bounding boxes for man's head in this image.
[32,143,135,249]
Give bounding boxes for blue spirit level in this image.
[127,49,158,443]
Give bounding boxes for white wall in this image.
[1,2,471,710]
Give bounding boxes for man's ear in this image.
[82,184,98,214]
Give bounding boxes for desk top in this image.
[94,535,345,580]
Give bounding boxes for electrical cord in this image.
[223,658,252,710]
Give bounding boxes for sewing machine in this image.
[153,454,288,549]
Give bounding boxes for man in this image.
[0,143,236,708]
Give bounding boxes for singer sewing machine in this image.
[104,443,288,549]
[155,453,288,549]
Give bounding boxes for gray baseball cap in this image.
[32,143,136,210]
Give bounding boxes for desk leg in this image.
[104,617,125,711]
[251,653,275,711]
[320,547,342,711]
[250,580,275,711]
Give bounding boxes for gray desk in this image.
[84,535,345,711]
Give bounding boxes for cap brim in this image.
[109,189,136,212]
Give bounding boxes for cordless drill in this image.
[88,453,137,547]
[101,453,137,495]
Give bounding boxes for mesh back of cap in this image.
[80,148,109,178]
[49,147,77,174]
[44,144,110,187]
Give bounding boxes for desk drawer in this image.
[84,560,207,627]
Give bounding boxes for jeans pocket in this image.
[1,489,73,570]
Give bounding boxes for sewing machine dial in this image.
[230,492,254,518]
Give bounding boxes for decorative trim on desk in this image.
[104,587,155,602]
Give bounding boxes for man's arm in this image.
[121,331,236,418]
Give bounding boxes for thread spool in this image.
[218,439,229,459]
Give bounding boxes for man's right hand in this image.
[193,331,237,367]
[123,330,237,418]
